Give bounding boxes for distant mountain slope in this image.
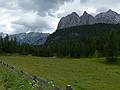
[0,32,7,38]
[95,9,120,24]
[44,24,120,57]
[46,24,120,44]
[11,32,49,45]
[57,9,120,29]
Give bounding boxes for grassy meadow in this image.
[0,55,120,90]
[0,64,37,90]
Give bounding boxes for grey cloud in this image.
[12,17,51,33]
[0,0,9,7]
[96,7,109,13]
[12,23,51,34]
[12,24,38,34]
[13,21,50,30]
[17,0,72,16]
[80,0,90,3]
[1,0,120,34]
[0,0,72,16]
[0,0,19,10]
[11,24,28,34]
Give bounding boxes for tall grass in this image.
[0,65,37,90]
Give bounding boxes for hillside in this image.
[43,24,120,57]
[47,24,120,43]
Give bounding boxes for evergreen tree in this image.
[105,30,119,63]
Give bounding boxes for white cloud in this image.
[12,11,59,34]
[0,0,120,34]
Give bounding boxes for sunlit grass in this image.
[1,55,120,90]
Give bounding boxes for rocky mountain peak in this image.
[57,9,120,30]
[95,9,120,24]
[57,12,79,29]
[71,12,79,16]
[79,11,95,25]
[107,9,115,13]
[106,9,118,16]
[83,11,88,15]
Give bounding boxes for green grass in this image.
[0,63,37,90]
[0,66,6,90]
[1,55,120,90]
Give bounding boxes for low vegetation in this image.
[0,65,37,90]
[1,55,120,90]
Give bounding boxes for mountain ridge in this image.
[10,32,49,45]
[57,9,120,29]
[0,32,49,45]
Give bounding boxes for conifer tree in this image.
[105,30,119,63]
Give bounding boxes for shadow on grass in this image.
[97,58,120,66]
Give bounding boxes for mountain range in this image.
[57,9,120,29]
[0,32,49,45]
[10,32,49,45]
[0,9,120,45]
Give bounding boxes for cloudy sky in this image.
[0,0,120,34]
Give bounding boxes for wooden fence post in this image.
[66,85,73,90]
